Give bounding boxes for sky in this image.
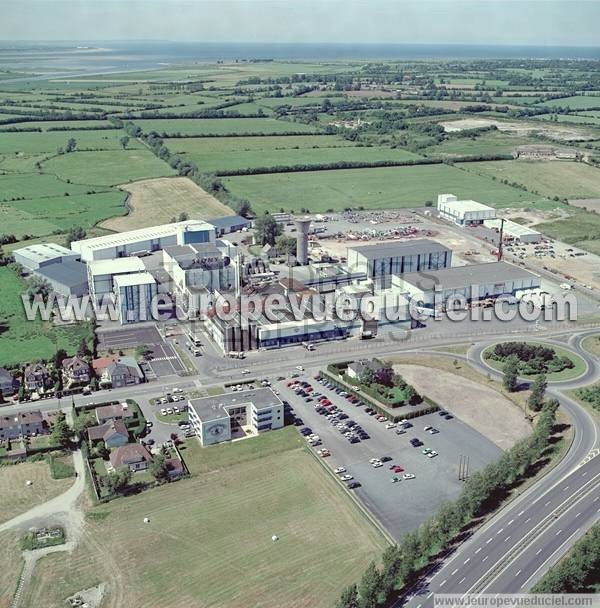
[0,0,599,47]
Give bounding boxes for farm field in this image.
[0,173,92,202]
[535,207,600,254]
[0,266,94,367]
[173,143,422,173]
[132,117,320,136]
[0,120,114,131]
[225,163,547,214]
[0,460,73,525]
[100,176,233,232]
[21,430,385,608]
[0,531,22,608]
[423,132,539,158]
[0,191,126,238]
[540,95,600,109]
[41,149,175,187]
[462,160,600,200]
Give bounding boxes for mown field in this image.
[20,429,385,608]
[0,266,94,367]
[225,162,547,214]
[423,132,539,158]
[540,95,600,110]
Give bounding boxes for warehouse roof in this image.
[398,262,539,291]
[89,257,146,277]
[13,243,77,265]
[189,388,282,421]
[438,199,494,213]
[484,219,541,238]
[208,215,250,230]
[113,272,156,288]
[348,238,451,259]
[36,260,87,288]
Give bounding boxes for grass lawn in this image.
[540,95,600,110]
[462,160,600,200]
[483,342,588,382]
[23,428,385,608]
[41,149,175,187]
[424,132,540,158]
[0,266,94,366]
[0,460,72,525]
[581,334,600,359]
[132,117,320,136]
[0,173,91,202]
[225,162,546,214]
[0,530,23,608]
[534,207,600,252]
[0,191,126,239]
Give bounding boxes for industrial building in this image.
[188,388,284,447]
[113,272,158,324]
[88,257,147,309]
[437,193,496,226]
[70,220,216,262]
[391,261,541,309]
[208,215,250,237]
[279,262,367,293]
[346,239,452,285]
[13,243,80,271]
[484,219,542,244]
[36,260,88,297]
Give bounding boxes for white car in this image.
[241,369,250,375]
[371,461,383,468]
[296,365,304,371]
[334,467,346,474]
[377,416,387,422]
[428,427,439,434]
[369,458,380,464]
[427,451,438,458]
[385,423,396,429]
[424,425,432,431]
[173,406,180,414]
[340,474,353,481]
[173,388,183,393]
[166,408,174,415]
[403,473,416,480]
[160,408,167,415]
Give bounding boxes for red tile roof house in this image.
[62,356,91,387]
[95,403,135,425]
[87,420,130,448]
[0,410,45,440]
[109,443,153,472]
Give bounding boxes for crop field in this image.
[462,160,600,200]
[0,119,114,131]
[423,132,539,158]
[100,177,233,232]
[0,191,126,238]
[21,430,385,608]
[540,95,600,109]
[225,163,547,214]
[41,149,175,187]
[132,117,320,136]
[0,266,94,367]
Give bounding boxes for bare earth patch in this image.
[569,198,600,212]
[392,363,532,450]
[100,176,234,232]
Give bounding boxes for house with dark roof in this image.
[87,420,129,448]
[95,403,135,425]
[62,356,91,386]
[347,359,384,380]
[101,358,143,388]
[0,368,17,397]
[0,410,45,440]
[109,443,152,472]
[23,363,50,392]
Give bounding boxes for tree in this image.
[54,348,68,370]
[336,584,359,608]
[149,453,170,482]
[503,355,519,392]
[135,344,152,360]
[65,137,77,153]
[0,388,4,404]
[105,468,132,494]
[27,276,52,301]
[50,412,71,448]
[66,226,86,247]
[528,373,547,412]
[178,211,189,222]
[275,234,296,256]
[254,214,282,246]
[357,562,382,608]
[119,135,130,149]
[77,338,91,358]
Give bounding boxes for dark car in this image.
[349,437,360,444]
[380,456,392,462]
[439,410,448,416]
[410,438,422,447]
[444,414,454,420]
[347,481,361,489]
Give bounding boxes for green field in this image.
[0,266,94,367]
[0,119,114,131]
[132,117,320,136]
[21,429,385,608]
[540,95,600,109]
[535,207,600,253]
[225,162,547,214]
[0,191,126,238]
[462,160,600,200]
[0,173,92,202]
[424,132,539,158]
[41,149,175,186]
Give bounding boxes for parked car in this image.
[410,438,422,447]
[334,467,346,474]
[340,474,353,481]
[347,481,361,489]
[403,473,416,480]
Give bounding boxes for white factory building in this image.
[391,261,541,310]
[437,193,496,226]
[88,257,147,309]
[484,218,542,244]
[188,388,284,447]
[13,243,80,271]
[70,220,216,262]
[113,272,158,324]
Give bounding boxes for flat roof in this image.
[348,238,451,259]
[398,262,539,291]
[113,272,156,288]
[484,219,541,237]
[89,257,146,277]
[439,199,494,213]
[36,260,87,287]
[189,387,282,421]
[71,220,214,252]
[13,242,76,264]
[208,215,250,229]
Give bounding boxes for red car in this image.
[392,465,404,473]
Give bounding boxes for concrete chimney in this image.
[294,218,311,265]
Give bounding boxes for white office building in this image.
[113,272,158,324]
[437,193,496,226]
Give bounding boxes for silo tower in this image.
[294,218,311,265]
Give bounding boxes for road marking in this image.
[440,580,446,588]
[515,570,521,577]
[496,528,504,535]
[563,486,569,491]
[525,517,531,523]
[416,604,422,608]
[556,529,563,536]
[536,549,542,555]
[475,548,482,554]
[458,577,466,584]
[451,569,458,576]
[518,510,525,517]
[544,500,551,506]
[486,538,493,544]
[575,512,581,518]
[504,536,511,542]
[582,471,588,477]
[508,519,514,526]
[428,592,434,599]
[482,556,489,563]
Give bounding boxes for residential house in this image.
[0,368,17,397]
[62,356,91,386]
[87,420,129,448]
[95,402,135,426]
[0,410,45,440]
[109,443,152,472]
[101,358,144,389]
[346,359,384,380]
[23,363,50,392]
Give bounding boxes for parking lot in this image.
[97,325,186,377]
[276,375,502,540]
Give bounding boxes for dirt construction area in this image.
[392,364,532,450]
[100,176,233,232]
